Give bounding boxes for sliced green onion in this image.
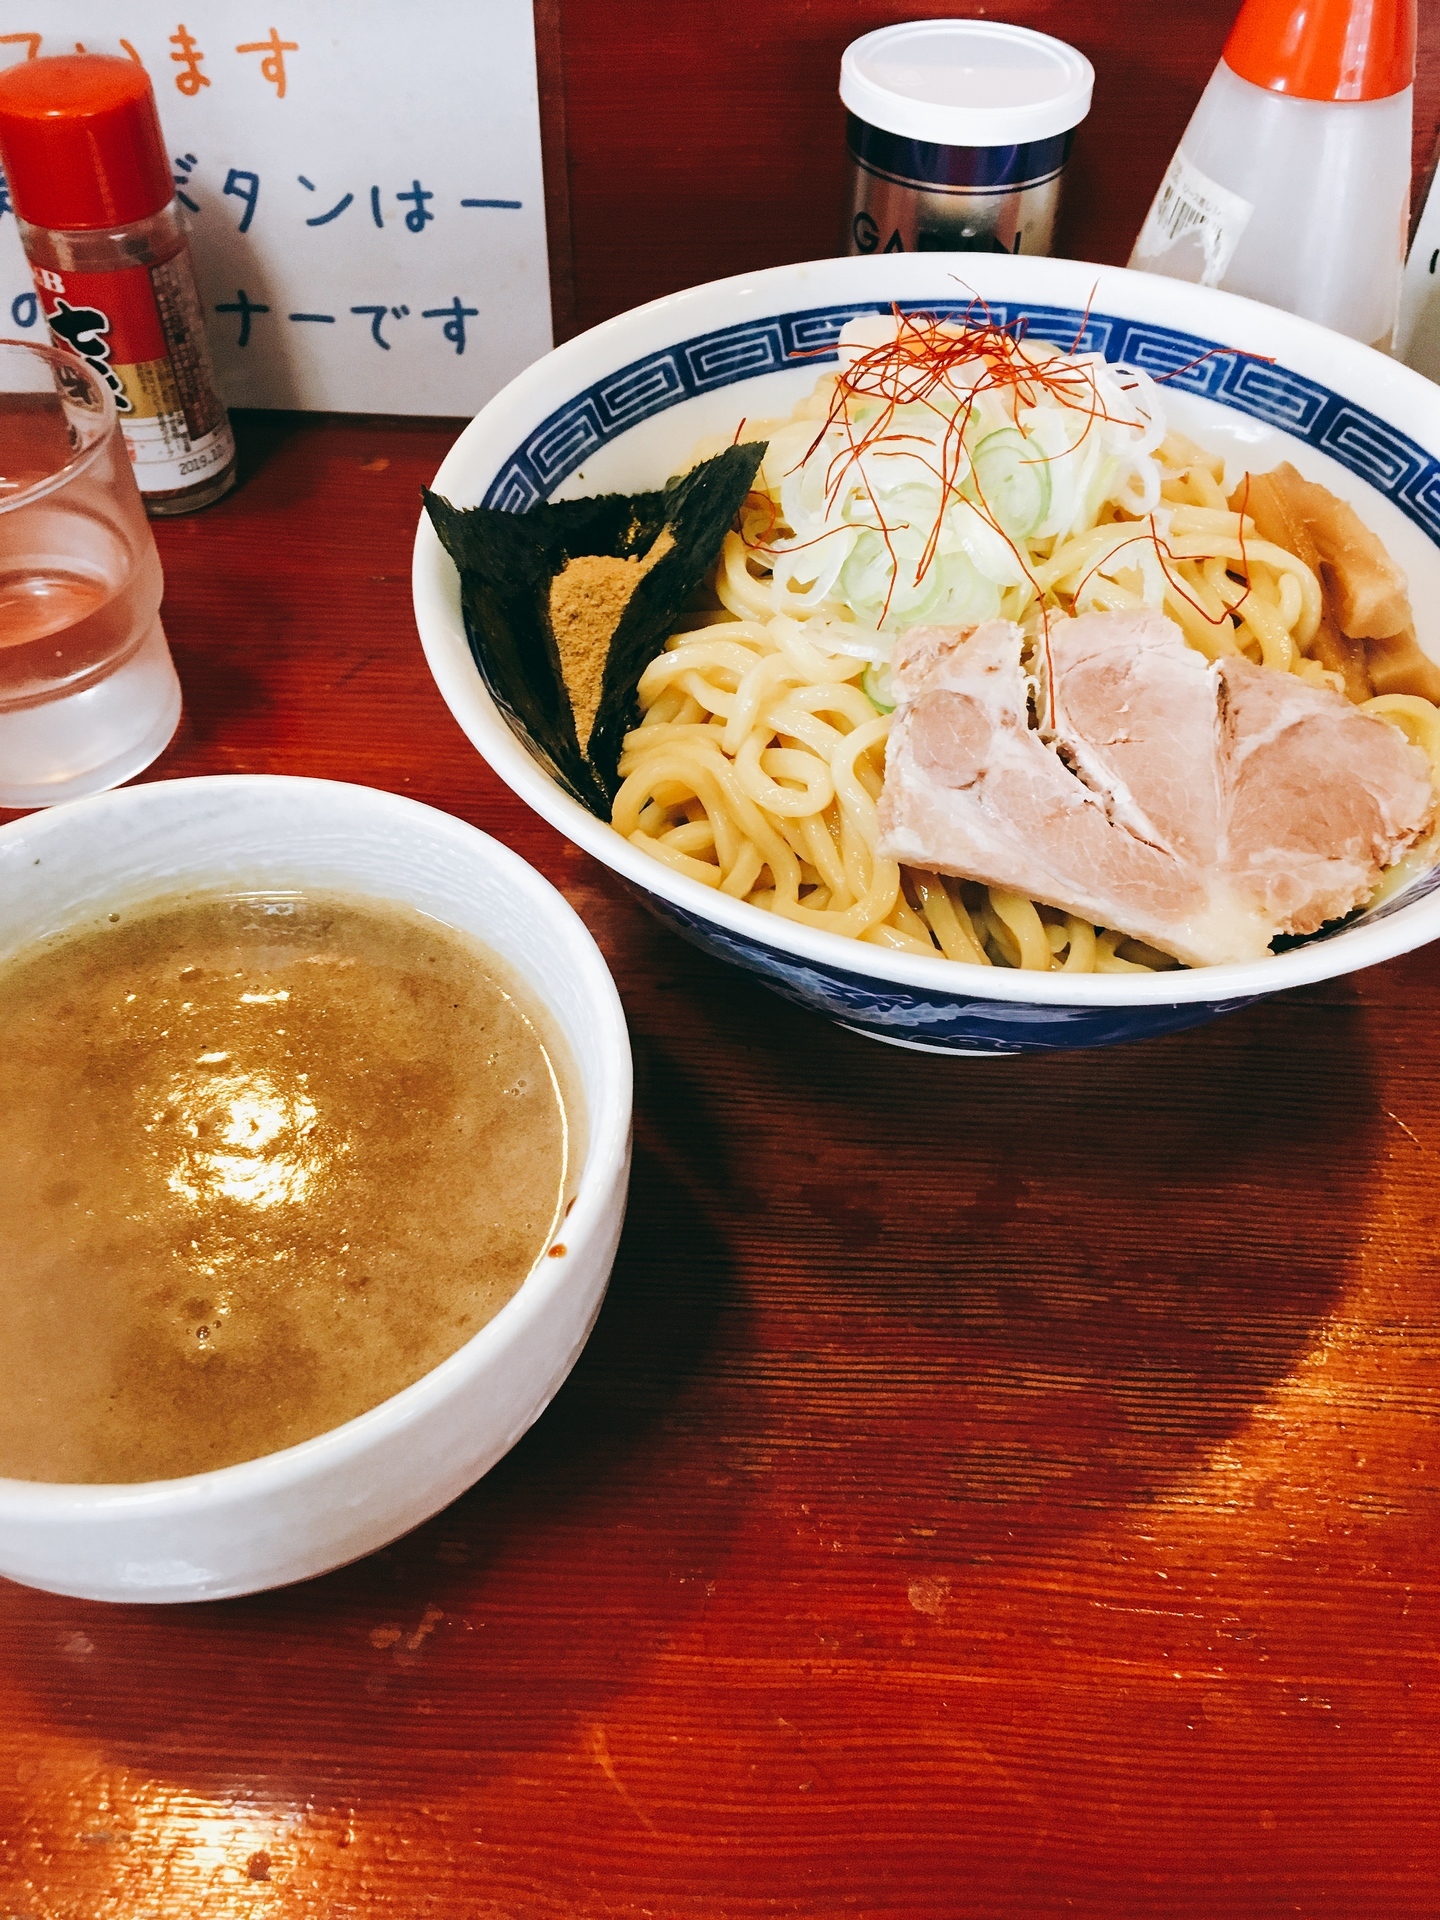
[970,426,1052,540]
[863,660,895,712]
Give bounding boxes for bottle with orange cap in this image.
[1129,0,1416,349]
[0,52,235,513]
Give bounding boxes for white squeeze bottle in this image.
[1129,0,1416,349]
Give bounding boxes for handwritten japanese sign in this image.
[0,2,552,412]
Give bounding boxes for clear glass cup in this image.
[0,336,181,807]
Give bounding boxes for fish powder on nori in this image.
[423,441,767,813]
[550,531,674,757]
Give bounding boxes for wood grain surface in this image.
[4,7,1440,1915]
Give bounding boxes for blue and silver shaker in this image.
[841,20,1094,257]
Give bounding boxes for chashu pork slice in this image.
[1039,607,1222,866]
[879,614,1437,966]
[879,620,1275,966]
[1216,651,1435,933]
[1042,610,1434,935]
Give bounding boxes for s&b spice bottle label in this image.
[34,255,235,495]
[0,52,237,513]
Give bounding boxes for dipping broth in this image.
[0,890,577,1484]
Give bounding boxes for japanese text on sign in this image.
[0,3,551,413]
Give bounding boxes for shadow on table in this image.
[230,409,310,489]
[677,940,1375,1546]
[159,641,274,761]
[0,900,1381,1841]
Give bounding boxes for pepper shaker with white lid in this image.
[840,20,1094,258]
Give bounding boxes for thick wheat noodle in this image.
[612,440,1440,972]
[616,745,796,888]
[724,651,801,752]
[1362,693,1440,773]
[1166,573,1242,657]
[1061,915,1098,973]
[912,873,990,966]
[989,890,1053,971]
[1095,930,1153,973]
[1034,523,1322,645]
[736,736,833,816]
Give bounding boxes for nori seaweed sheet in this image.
[423,441,767,816]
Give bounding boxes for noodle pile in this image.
[611,320,1440,972]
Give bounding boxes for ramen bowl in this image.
[0,775,632,1602]
[413,253,1440,1055]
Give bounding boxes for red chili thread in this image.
[761,306,1267,639]
[777,303,1146,623]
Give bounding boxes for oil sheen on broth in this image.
[0,891,575,1484]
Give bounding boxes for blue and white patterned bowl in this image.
[413,254,1440,1054]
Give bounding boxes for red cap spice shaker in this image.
[0,53,236,513]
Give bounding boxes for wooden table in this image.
[3,397,1440,1917]
[7,1,1440,1904]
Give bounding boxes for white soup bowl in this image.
[0,775,632,1602]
